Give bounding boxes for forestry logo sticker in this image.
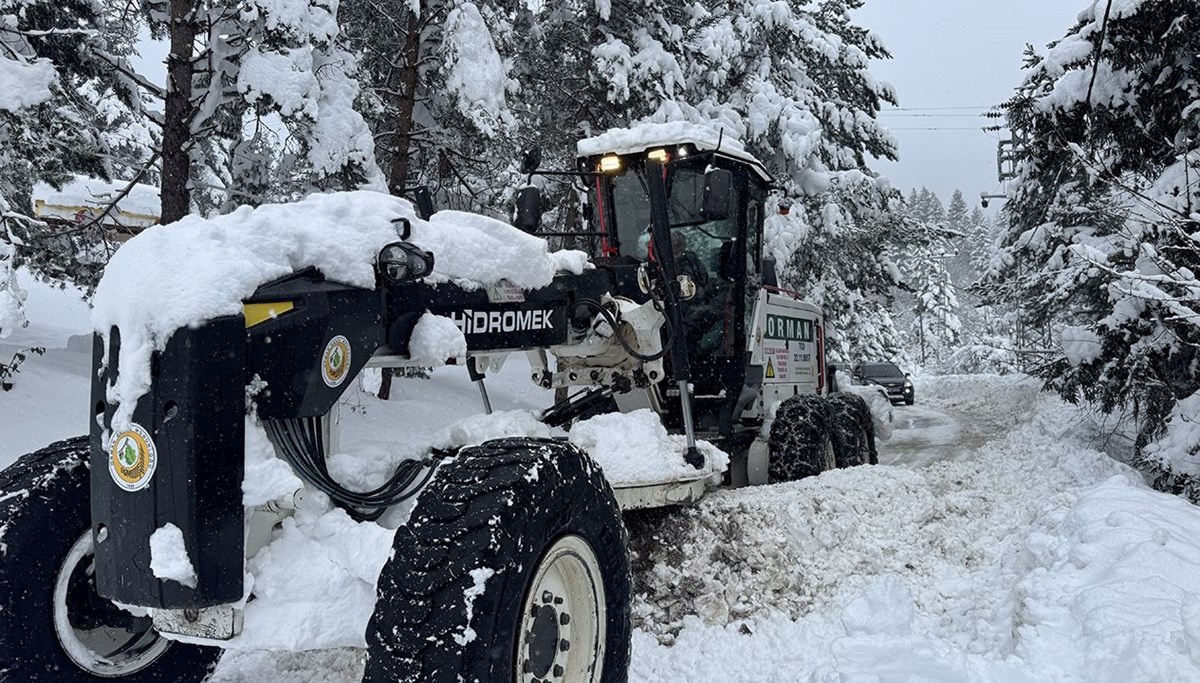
[109,424,158,492]
[321,335,352,387]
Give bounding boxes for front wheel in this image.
[0,437,221,682]
[364,437,632,683]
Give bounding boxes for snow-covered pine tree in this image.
[0,0,148,296]
[943,189,976,293]
[894,188,961,365]
[905,241,961,365]
[946,189,970,234]
[341,0,520,216]
[139,0,381,222]
[657,0,908,363]
[505,0,694,239]
[989,0,1200,494]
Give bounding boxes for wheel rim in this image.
[515,535,606,683]
[53,531,173,677]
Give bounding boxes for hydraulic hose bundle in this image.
[265,417,435,521]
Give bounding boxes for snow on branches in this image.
[990,0,1200,489]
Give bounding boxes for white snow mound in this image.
[231,492,396,651]
[407,312,467,366]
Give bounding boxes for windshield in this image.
[602,159,737,260]
[859,363,905,380]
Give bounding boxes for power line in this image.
[877,113,992,118]
[886,127,1002,131]
[880,106,996,111]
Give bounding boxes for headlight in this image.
[377,242,434,284]
[599,155,622,173]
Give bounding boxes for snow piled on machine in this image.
[406,312,467,366]
[429,407,729,487]
[148,523,198,588]
[577,120,753,165]
[570,409,729,485]
[91,191,588,429]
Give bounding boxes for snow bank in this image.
[92,191,588,430]
[1012,476,1200,680]
[149,524,197,589]
[233,493,396,651]
[842,384,893,441]
[570,409,728,486]
[629,375,1200,682]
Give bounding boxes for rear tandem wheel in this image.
[767,394,836,483]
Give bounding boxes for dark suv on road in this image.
[853,362,914,405]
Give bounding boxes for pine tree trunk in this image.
[161,0,198,224]
[387,5,424,196]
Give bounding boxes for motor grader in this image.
[0,124,875,682]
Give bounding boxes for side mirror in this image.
[412,187,436,220]
[377,242,434,284]
[515,186,542,233]
[717,241,736,281]
[521,147,543,175]
[762,254,778,288]
[702,168,733,221]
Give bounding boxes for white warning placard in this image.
[763,339,815,383]
[764,340,790,382]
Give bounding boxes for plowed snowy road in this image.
[879,378,1037,468]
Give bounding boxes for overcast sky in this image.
[852,1,1085,207]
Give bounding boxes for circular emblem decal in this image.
[109,424,158,492]
[321,335,352,387]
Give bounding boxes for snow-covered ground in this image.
[4,324,1200,681]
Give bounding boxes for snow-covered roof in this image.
[34,176,161,229]
[577,122,772,182]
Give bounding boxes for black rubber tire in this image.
[0,437,221,682]
[767,394,835,483]
[363,437,632,683]
[828,393,877,468]
[905,395,915,406]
